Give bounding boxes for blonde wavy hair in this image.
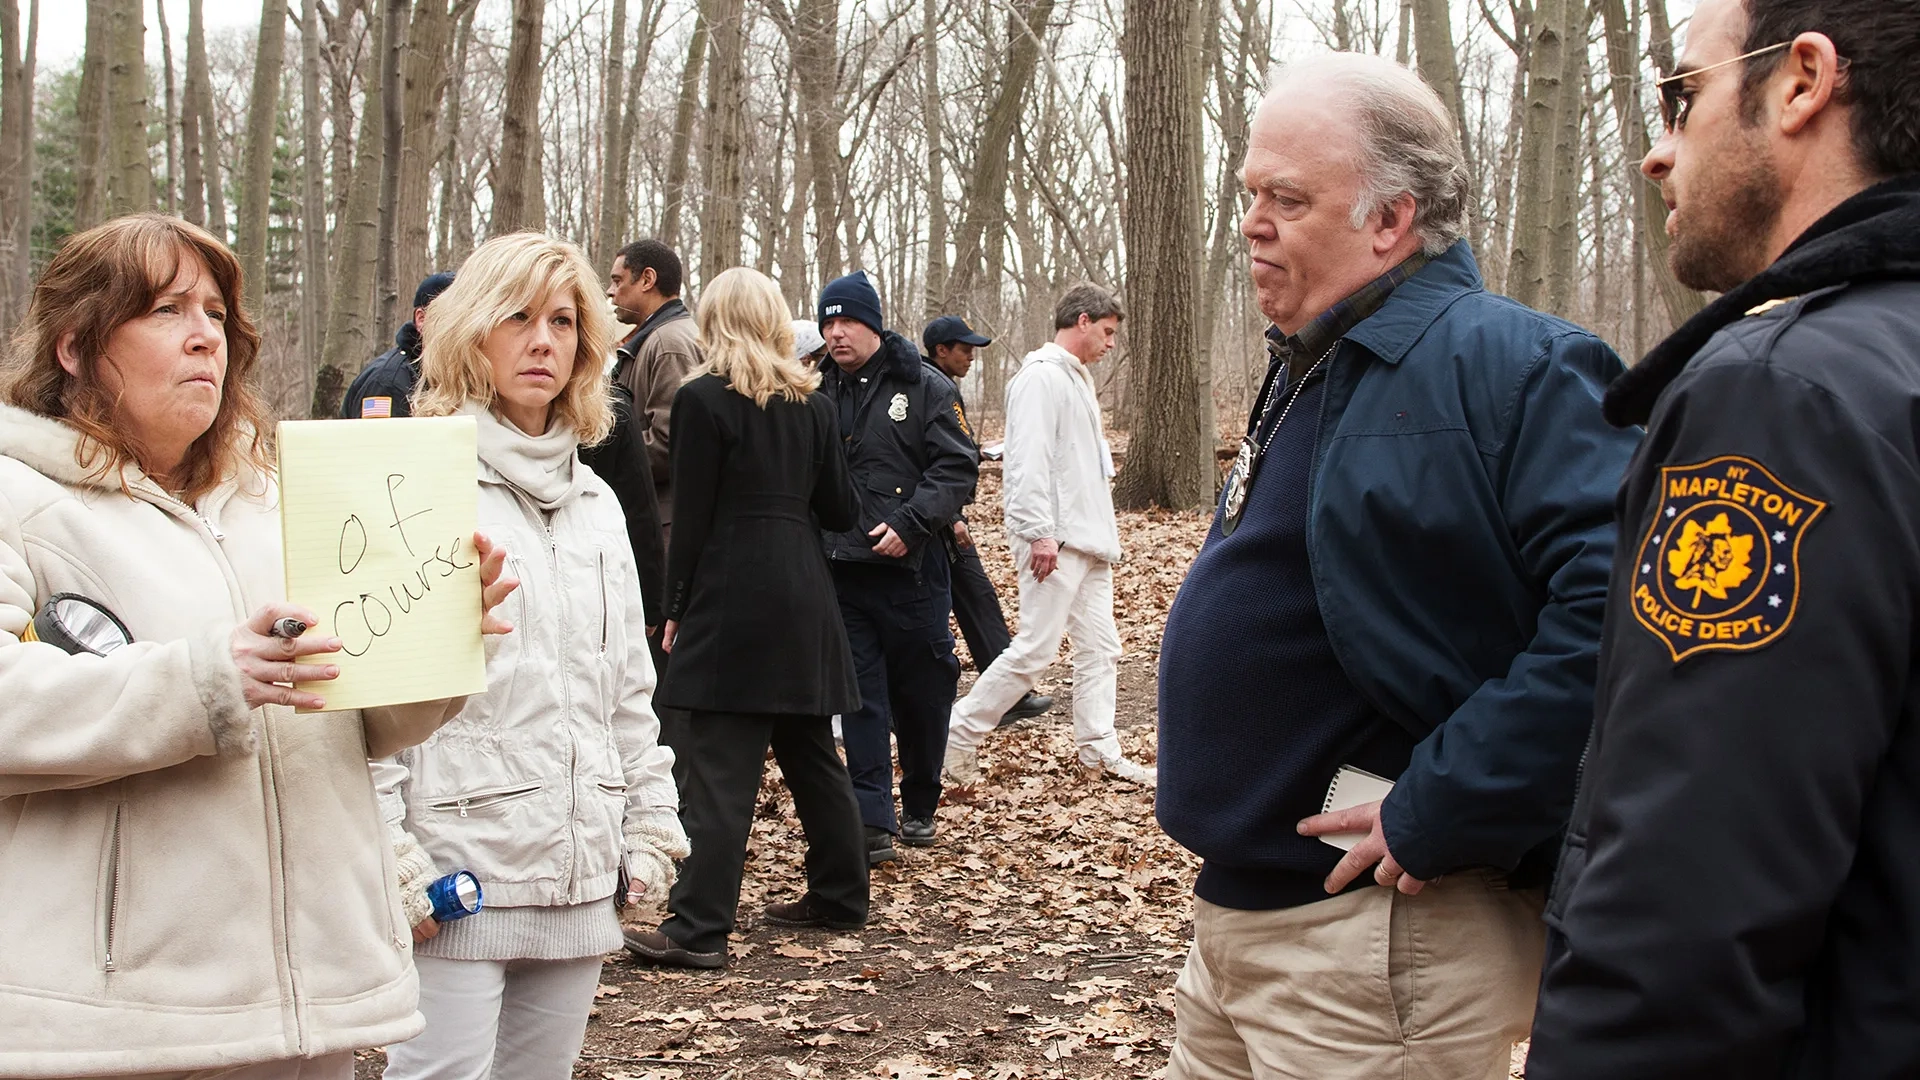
[413,232,615,443]
[695,268,820,406]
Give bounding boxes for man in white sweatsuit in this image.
[942,283,1155,787]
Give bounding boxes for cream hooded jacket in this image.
[373,406,679,922]
[1001,342,1123,564]
[0,404,465,1076]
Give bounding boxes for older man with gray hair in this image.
[1154,53,1639,1077]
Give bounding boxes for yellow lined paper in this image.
[278,417,486,712]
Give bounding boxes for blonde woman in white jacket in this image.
[377,233,687,1080]
[0,215,518,1079]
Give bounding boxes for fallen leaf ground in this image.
[359,428,1531,1079]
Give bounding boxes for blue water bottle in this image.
[426,870,483,922]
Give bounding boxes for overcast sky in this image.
[41,0,263,69]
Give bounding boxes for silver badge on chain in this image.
[1220,437,1256,537]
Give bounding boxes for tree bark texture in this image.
[919,0,947,318]
[317,0,387,417]
[948,0,1055,305]
[300,0,326,376]
[606,0,665,259]
[697,0,746,284]
[106,0,151,215]
[396,0,460,302]
[1506,0,1565,307]
[1112,0,1208,511]
[74,0,109,229]
[592,0,628,270]
[1544,0,1589,315]
[660,0,709,248]
[489,0,543,235]
[790,0,837,284]
[155,0,177,212]
[373,0,407,331]
[180,0,206,223]
[236,0,286,311]
[0,0,32,322]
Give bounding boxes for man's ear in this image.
[54,332,83,378]
[638,267,658,294]
[1777,31,1845,138]
[1372,192,1419,256]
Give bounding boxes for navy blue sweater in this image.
[1158,366,1416,910]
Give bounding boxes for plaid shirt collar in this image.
[1266,251,1433,382]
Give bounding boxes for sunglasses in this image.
[1654,41,1792,132]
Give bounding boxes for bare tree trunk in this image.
[1597,0,1700,331]
[435,1,474,267]
[106,0,151,215]
[660,0,709,247]
[790,0,837,282]
[1112,0,1207,510]
[948,0,1055,304]
[236,0,286,311]
[323,0,360,265]
[300,0,326,394]
[155,0,176,212]
[9,0,29,307]
[1507,0,1564,307]
[0,0,30,322]
[180,0,205,223]
[920,0,947,317]
[1544,0,1590,315]
[196,0,225,237]
[607,0,665,255]
[317,0,387,417]
[396,0,459,300]
[593,0,628,269]
[74,0,109,229]
[372,0,407,331]
[697,0,746,284]
[1412,0,1480,245]
[489,0,543,235]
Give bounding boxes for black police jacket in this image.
[1528,176,1920,1079]
[577,382,667,628]
[339,325,421,418]
[817,330,977,571]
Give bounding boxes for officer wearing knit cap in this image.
[813,271,978,865]
[340,271,457,419]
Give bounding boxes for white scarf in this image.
[462,400,583,510]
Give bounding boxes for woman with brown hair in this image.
[0,213,516,1078]
[623,266,866,971]
[377,232,685,1080]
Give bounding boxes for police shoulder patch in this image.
[952,400,972,439]
[1631,455,1826,663]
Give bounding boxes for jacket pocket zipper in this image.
[598,551,609,656]
[427,782,544,818]
[103,803,125,972]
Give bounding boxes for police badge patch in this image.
[888,393,909,422]
[1631,456,1826,663]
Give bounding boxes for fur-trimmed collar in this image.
[817,330,924,384]
[1606,175,1920,427]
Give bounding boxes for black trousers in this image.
[659,712,869,954]
[647,630,693,796]
[945,528,1012,671]
[833,556,961,832]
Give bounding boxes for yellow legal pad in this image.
[277,416,486,712]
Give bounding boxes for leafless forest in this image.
[3,0,1699,509]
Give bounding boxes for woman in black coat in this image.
[625,267,867,971]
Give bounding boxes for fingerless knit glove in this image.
[390,820,438,929]
[623,807,691,903]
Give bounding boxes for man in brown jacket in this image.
[607,239,703,530]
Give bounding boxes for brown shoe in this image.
[623,927,725,970]
[763,895,866,931]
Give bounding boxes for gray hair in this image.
[1265,53,1470,257]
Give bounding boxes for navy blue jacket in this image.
[1190,243,1636,884]
[339,324,421,419]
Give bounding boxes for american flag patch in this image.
[361,396,393,418]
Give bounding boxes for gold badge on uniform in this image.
[888,393,909,422]
[1631,455,1826,663]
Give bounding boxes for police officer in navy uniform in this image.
[816,272,977,864]
[1528,1,1920,1076]
[339,271,455,418]
[921,315,1052,728]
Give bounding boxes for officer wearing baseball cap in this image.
[339,271,456,419]
[921,316,1053,728]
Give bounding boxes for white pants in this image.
[949,542,1120,762]
[382,954,604,1080]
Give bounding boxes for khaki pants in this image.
[1170,872,1545,1080]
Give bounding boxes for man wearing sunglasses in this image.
[1528,1,1920,1077]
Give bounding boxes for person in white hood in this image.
[942,283,1155,787]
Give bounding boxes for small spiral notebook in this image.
[1319,765,1396,851]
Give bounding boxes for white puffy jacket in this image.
[374,432,678,913]
[1002,342,1123,564]
[0,404,464,1076]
